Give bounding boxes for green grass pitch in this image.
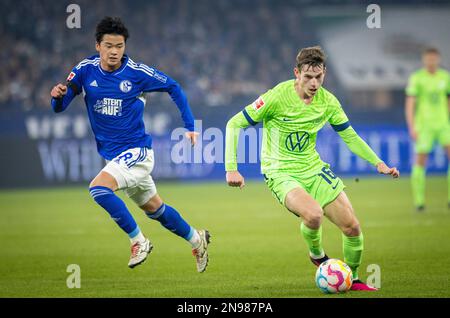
[1,176,450,297]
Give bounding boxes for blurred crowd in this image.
[1,0,324,112]
[3,0,446,126]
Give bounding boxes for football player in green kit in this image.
[225,46,399,291]
[405,47,450,211]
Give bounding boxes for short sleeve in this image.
[242,89,277,125]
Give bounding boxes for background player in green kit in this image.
[225,46,399,291]
[405,47,450,211]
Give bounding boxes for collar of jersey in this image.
[97,55,129,76]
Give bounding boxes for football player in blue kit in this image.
[50,17,210,272]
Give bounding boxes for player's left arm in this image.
[337,127,399,178]
[50,67,83,113]
[328,97,399,178]
[141,67,197,145]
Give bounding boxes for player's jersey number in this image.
[317,167,339,189]
[112,148,148,169]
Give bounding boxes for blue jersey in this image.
[51,54,195,160]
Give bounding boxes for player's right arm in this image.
[405,73,419,140]
[50,68,82,113]
[225,90,276,188]
[225,112,251,189]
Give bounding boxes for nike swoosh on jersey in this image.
[332,180,340,190]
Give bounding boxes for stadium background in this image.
[1,0,450,187]
[1,0,450,298]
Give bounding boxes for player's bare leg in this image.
[90,171,152,268]
[285,188,329,266]
[323,192,360,237]
[140,193,164,212]
[412,153,428,212]
[141,194,210,273]
[324,192,377,291]
[90,171,119,190]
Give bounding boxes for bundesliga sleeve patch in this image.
[66,72,76,82]
[252,97,265,111]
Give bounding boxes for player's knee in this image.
[304,209,323,228]
[89,177,108,189]
[89,171,118,190]
[144,202,163,214]
[89,178,97,189]
[342,220,361,237]
[415,154,428,166]
[140,194,163,213]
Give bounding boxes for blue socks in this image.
[89,186,139,238]
[90,186,195,243]
[146,203,194,240]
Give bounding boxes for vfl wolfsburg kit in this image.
[406,68,450,153]
[225,80,382,207]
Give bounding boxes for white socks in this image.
[130,228,201,248]
[189,229,201,249]
[130,230,146,244]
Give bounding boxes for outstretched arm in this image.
[166,82,198,146]
[225,90,276,188]
[225,112,251,188]
[338,127,399,178]
[165,81,195,131]
[140,67,197,145]
[328,93,399,178]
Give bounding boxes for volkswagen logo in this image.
[285,131,309,153]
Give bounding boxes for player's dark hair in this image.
[423,47,440,56]
[95,16,129,43]
[296,46,326,71]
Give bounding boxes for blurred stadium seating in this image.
[1,0,450,187]
[3,0,447,119]
[1,0,318,113]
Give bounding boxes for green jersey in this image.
[225,79,382,177]
[406,68,450,130]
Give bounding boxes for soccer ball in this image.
[315,259,353,294]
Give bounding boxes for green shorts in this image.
[264,165,345,208]
[415,125,450,154]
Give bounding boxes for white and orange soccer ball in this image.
[315,259,353,294]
